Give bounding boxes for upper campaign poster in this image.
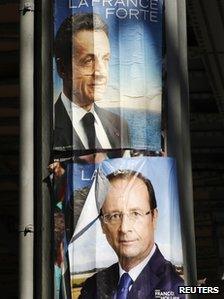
[53,0,163,153]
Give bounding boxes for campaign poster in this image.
[53,0,163,153]
[66,157,185,298]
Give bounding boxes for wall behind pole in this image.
[19,0,34,298]
[165,0,197,289]
[34,0,53,298]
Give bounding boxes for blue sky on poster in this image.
[53,0,163,107]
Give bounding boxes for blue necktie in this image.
[117,273,133,299]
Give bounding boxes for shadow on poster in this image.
[53,0,163,153]
[52,157,186,298]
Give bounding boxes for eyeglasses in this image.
[100,210,151,225]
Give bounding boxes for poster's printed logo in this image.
[155,289,180,299]
[68,0,161,21]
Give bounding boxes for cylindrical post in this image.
[19,1,34,298]
[165,0,197,289]
[34,0,54,298]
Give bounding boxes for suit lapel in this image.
[128,265,160,299]
[128,247,165,299]
[54,96,85,150]
[96,263,119,298]
[94,104,121,148]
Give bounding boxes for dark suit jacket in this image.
[53,96,130,152]
[79,246,185,299]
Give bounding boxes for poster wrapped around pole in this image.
[53,0,163,153]
[50,1,188,298]
[52,157,186,298]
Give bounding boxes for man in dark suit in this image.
[80,170,185,299]
[54,13,130,151]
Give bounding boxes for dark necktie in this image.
[81,112,100,149]
[117,273,133,299]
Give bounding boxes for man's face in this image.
[64,29,110,107]
[101,176,157,270]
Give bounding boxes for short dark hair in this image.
[106,170,157,212]
[54,13,109,75]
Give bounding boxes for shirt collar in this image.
[119,244,156,282]
[61,92,96,123]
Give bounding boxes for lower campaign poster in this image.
[53,157,186,299]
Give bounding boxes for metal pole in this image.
[165,0,197,289]
[34,0,54,298]
[19,1,34,299]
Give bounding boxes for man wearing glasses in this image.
[80,170,185,299]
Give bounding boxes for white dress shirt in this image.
[61,92,112,149]
[118,244,157,290]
